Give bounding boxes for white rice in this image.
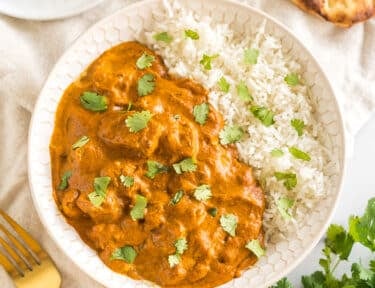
[136,1,333,241]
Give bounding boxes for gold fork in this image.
[0,210,61,288]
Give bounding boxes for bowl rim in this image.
[27,0,347,287]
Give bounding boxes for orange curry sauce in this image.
[50,41,265,287]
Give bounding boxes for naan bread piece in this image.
[291,0,375,27]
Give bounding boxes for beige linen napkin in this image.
[0,0,374,287]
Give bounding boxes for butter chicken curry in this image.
[50,42,265,287]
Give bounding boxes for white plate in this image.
[28,0,346,287]
[0,0,105,21]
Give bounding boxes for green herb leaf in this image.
[217,77,230,93]
[168,254,180,268]
[250,106,275,127]
[175,238,188,255]
[274,172,297,190]
[193,103,209,125]
[277,197,295,220]
[245,239,265,258]
[130,194,148,220]
[284,73,300,86]
[172,158,197,174]
[127,102,132,111]
[88,176,111,207]
[58,171,72,190]
[289,146,311,161]
[110,246,137,263]
[244,48,259,65]
[153,32,173,43]
[119,175,134,188]
[301,271,325,288]
[170,190,184,205]
[200,54,219,70]
[326,224,354,260]
[136,53,155,69]
[219,125,244,145]
[125,111,152,133]
[291,119,305,137]
[184,29,199,40]
[370,260,375,272]
[208,207,217,217]
[271,149,284,157]
[351,263,374,281]
[72,136,90,150]
[194,185,212,201]
[269,278,294,288]
[80,91,108,112]
[220,214,238,237]
[236,81,253,102]
[137,73,155,96]
[145,160,168,179]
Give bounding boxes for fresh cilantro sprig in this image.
[173,158,197,174]
[193,103,209,125]
[137,73,155,96]
[136,53,155,69]
[88,176,111,207]
[145,160,168,179]
[125,111,152,133]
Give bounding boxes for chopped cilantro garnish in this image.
[291,119,305,137]
[244,48,259,65]
[277,197,295,220]
[58,171,72,190]
[274,172,297,190]
[170,190,184,205]
[194,185,212,201]
[80,91,108,112]
[136,53,155,69]
[153,32,173,43]
[271,148,284,157]
[184,29,199,40]
[284,73,300,86]
[72,136,89,150]
[289,146,311,161]
[250,106,275,127]
[88,176,111,207]
[168,254,180,268]
[270,278,294,288]
[245,239,265,258]
[175,238,188,255]
[125,111,152,133]
[236,81,253,102]
[220,214,238,237]
[130,194,147,220]
[110,245,137,263]
[137,73,155,96]
[172,158,197,174]
[208,207,217,217]
[200,54,219,70]
[119,175,134,188]
[219,125,244,145]
[217,77,230,93]
[145,160,168,179]
[193,103,209,125]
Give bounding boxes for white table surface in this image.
[286,113,375,287]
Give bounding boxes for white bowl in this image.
[28,0,346,287]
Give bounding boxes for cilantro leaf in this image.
[274,172,297,190]
[291,119,305,137]
[193,103,209,125]
[220,214,238,237]
[137,73,155,96]
[219,125,244,145]
[72,136,90,150]
[136,53,155,69]
[277,197,294,220]
[153,32,173,43]
[271,148,284,157]
[175,238,188,255]
[172,158,197,174]
[245,239,265,258]
[168,254,180,268]
[289,147,311,161]
[349,198,375,251]
[194,185,212,201]
[301,271,326,288]
[244,48,259,65]
[127,102,132,111]
[370,260,375,272]
[200,54,219,70]
[236,81,253,102]
[58,171,72,190]
[250,106,275,127]
[351,263,374,281]
[185,29,199,40]
[125,111,152,133]
[285,73,300,86]
[270,278,294,288]
[119,175,134,188]
[208,207,217,217]
[170,190,184,205]
[326,224,354,260]
[130,194,148,220]
[80,91,108,112]
[145,160,168,179]
[110,246,137,263]
[88,176,111,207]
[217,77,230,93]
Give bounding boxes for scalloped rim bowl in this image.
[28,0,346,287]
